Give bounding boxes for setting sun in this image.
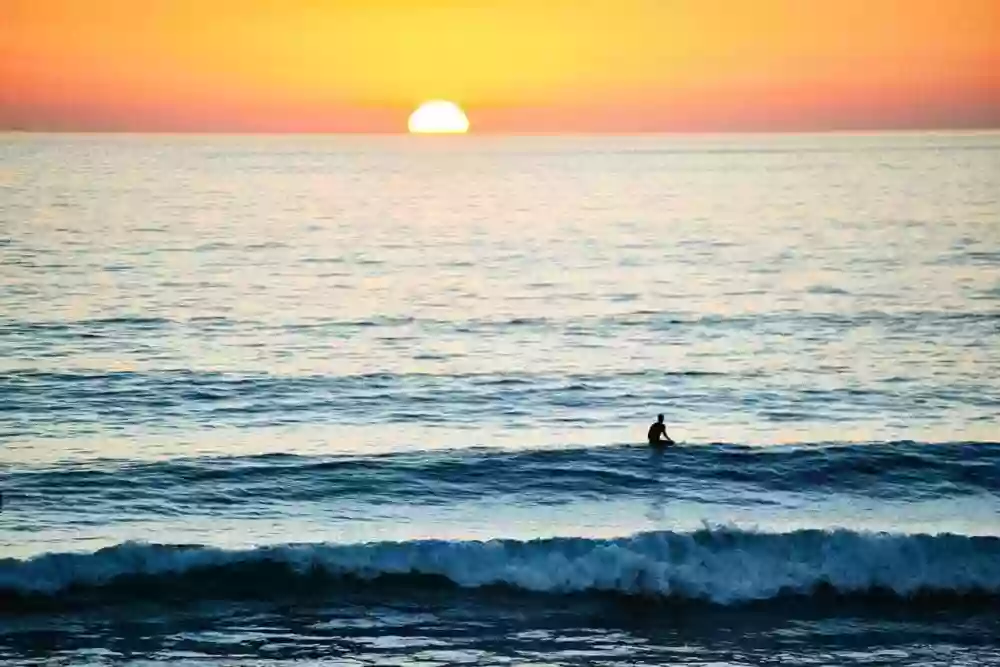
[1,1,998,132]
[408,101,470,134]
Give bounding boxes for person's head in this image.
[657,413,664,423]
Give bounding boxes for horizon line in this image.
[4,126,1000,137]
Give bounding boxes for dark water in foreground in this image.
[2,132,999,665]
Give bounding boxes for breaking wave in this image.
[4,528,998,610]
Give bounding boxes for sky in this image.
[2,0,999,133]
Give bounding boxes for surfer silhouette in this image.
[647,414,674,446]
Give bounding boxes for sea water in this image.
[1,132,999,665]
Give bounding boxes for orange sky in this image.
[2,0,998,132]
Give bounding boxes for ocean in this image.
[1,132,999,666]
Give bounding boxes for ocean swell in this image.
[10,442,999,513]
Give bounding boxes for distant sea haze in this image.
[1,131,998,666]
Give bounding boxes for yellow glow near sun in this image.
[407,101,470,134]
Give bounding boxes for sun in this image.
[407,100,470,134]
